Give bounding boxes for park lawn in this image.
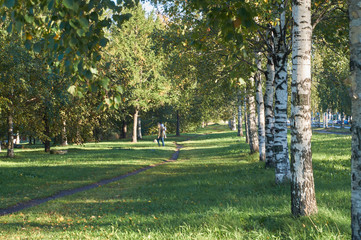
[0,124,351,239]
[0,134,192,209]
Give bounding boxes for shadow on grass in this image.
[0,126,351,238]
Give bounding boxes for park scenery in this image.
[0,0,359,239]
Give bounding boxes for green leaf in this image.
[68,85,76,95]
[4,0,15,8]
[99,38,108,47]
[79,17,89,29]
[33,42,42,53]
[116,85,123,94]
[63,0,74,10]
[24,14,34,24]
[48,0,55,10]
[6,23,12,33]
[100,77,110,89]
[58,54,64,61]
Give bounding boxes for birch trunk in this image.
[132,109,139,143]
[232,113,237,131]
[256,56,266,162]
[237,95,244,137]
[349,1,361,237]
[248,76,259,154]
[274,5,290,183]
[138,117,142,139]
[244,98,250,144]
[265,34,276,168]
[122,119,127,138]
[61,120,68,146]
[7,112,14,158]
[290,0,317,217]
[326,111,329,128]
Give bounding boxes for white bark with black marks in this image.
[291,0,317,217]
[274,4,290,183]
[248,76,259,154]
[265,43,276,168]
[256,55,266,162]
[349,0,361,237]
[237,94,244,137]
[244,97,250,144]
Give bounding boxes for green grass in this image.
[0,124,351,239]
[0,134,192,209]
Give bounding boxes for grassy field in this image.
[0,124,351,239]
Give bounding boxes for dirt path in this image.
[0,143,183,217]
[313,130,351,135]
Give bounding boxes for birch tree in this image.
[349,0,361,237]
[265,46,275,168]
[290,0,317,216]
[248,76,259,154]
[273,2,291,183]
[255,55,266,161]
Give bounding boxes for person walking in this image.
[157,122,165,146]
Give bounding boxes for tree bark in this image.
[231,113,237,131]
[349,1,361,237]
[122,119,127,138]
[247,76,259,154]
[265,52,275,168]
[273,5,291,183]
[137,117,142,139]
[290,0,317,217]
[244,98,250,144]
[176,110,180,136]
[61,120,68,146]
[237,95,244,137]
[256,54,266,162]
[44,113,51,152]
[7,112,14,158]
[132,108,139,143]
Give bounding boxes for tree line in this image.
[2,0,361,237]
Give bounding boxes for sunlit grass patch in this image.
[0,124,352,239]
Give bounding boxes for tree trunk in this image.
[349,1,361,237]
[122,119,127,138]
[61,120,68,146]
[341,113,345,128]
[247,76,259,154]
[237,95,244,137]
[290,0,317,217]
[231,113,237,131]
[244,98,250,144]
[176,110,180,136]
[137,117,142,139]
[16,132,20,144]
[326,111,329,128]
[44,113,51,152]
[265,52,275,168]
[132,108,139,143]
[273,5,291,183]
[7,112,14,158]
[256,54,266,162]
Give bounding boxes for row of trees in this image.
[1,0,360,237]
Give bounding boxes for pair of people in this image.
[157,122,166,146]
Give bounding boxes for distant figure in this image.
[157,122,165,146]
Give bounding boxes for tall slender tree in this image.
[290,0,318,216]
[349,0,361,237]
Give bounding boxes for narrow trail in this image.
[313,130,351,135]
[0,143,183,217]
